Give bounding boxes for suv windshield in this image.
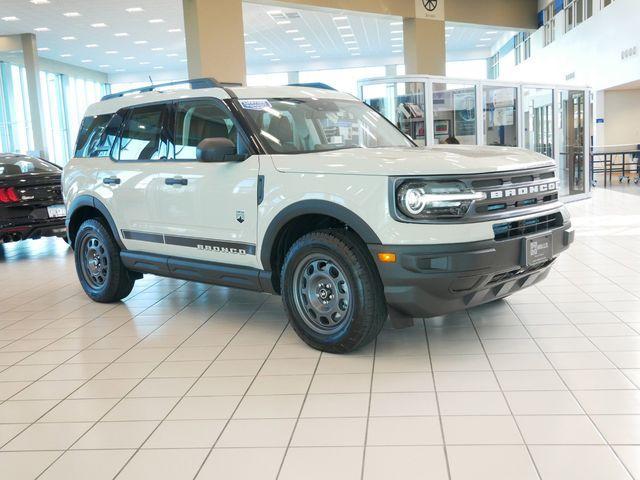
[239,97,414,154]
[0,155,60,175]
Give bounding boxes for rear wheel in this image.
[281,230,387,353]
[74,218,135,302]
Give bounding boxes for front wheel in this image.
[74,218,135,303]
[281,230,387,353]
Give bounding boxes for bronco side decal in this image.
[121,230,256,255]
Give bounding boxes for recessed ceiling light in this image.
[114,32,129,37]
[30,0,50,4]
[60,53,72,57]
[168,28,181,33]
[285,29,299,34]
[149,19,164,23]
[134,40,148,45]
[123,56,135,60]
[91,23,107,28]
[63,12,81,17]
[81,59,92,63]
[61,36,76,40]
[34,27,50,32]
[105,50,118,54]
[1,16,19,22]
[125,7,144,12]
[85,44,98,48]
[151,47,164,51]
[37,47,50,51]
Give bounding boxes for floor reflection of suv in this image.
[63,78,574,353]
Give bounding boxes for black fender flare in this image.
[67,195,124,248]
[259,200,381,271]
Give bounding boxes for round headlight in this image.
[403,187,426,215]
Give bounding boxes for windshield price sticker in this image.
[240,99,272,110]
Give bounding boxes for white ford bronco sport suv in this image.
[63,78,574,353]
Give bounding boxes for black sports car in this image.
[0,153,67,244]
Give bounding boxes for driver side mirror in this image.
[197,137,246,162]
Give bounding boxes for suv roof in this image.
[87,78,356,117]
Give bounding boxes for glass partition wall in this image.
[358,76,590,200]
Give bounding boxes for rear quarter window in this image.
[75,114,117,158]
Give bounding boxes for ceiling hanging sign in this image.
[415,0,445,21]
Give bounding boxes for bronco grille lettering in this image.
[488,181,558,200]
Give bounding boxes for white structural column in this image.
[402,17,446,76]
[20,33,46,158]
[287,71,300,84]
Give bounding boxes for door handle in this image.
[103,176,121,185]
[165,177,188,186]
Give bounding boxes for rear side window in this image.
[173,99,238,160]
[117,105,169,161]
[75,114,116,158]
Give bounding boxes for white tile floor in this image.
[0,188,640,479]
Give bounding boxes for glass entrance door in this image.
[559,90,586,195]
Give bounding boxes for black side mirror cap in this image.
[197,137,247,162]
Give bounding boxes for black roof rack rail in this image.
[101,77,241,101]
[287,82,336,91]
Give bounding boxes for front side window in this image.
[173,99,239,160]
[239,98,413,154]
[117,106,168,161]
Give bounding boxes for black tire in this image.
[281,229,387,353]
[74,218,135,303]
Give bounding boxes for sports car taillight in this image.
[0,187,20,203]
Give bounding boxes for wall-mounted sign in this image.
[415,0,445,21]
[621,46,638,61]
[596,118,605,124]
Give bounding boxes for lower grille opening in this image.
[493,213,563,241]
[489,259,554,284]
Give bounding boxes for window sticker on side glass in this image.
[240,99,272,110]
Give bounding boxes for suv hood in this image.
[271,145,555,176]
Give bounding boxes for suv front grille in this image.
[493,213,563,241]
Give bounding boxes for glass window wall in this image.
[483,86,518,147]
[432,83,477,145]
[523,87,554,158]
[559,90,586,196]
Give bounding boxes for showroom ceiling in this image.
[0,0,512,75]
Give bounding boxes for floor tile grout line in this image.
[107,299,273,478]
[0,278,177,404]
[424,317,453,480]
[358,337,376,480]
[503,295,639,480]
[31,283,226,479]
[468,310,545,480]
[272,344,324,480]
[188,304,290,480]
[3,281,217,475]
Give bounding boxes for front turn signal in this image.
[377,252,397,263]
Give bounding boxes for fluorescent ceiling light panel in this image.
[153,66,164,69]
[263,52,275,56]
[99,64,109,68]
[333,16,348,21]
[168,28,181,33]
[63,12,81,17]
[299,44,311,47]
[285,29,299,34]
[390,30,403,34]
[31,0,50,4]
[337,26,351,30]
[341,33,355,38]
[255,47,267,51]
[245,40,258,44]
[62,36,76,40]
[60,53,72,57]
[390,21,402,26]
[276,20,291,25]
[1,16,19,22]
[486,30,498,34]
[151,47,164,51]
[139,61,150,65]
[34,27,50,32]
[91,23,107,28]
[149,19,164,23]
[114,32,129,37]
[81,59,92,63]
[37,47,50,51]
[85,44,99,48]
[134,40,148,44]
[105,50,118,54]
[293,37,305,41]
[126,7,144,12]
[166,53,178,57]
[123,56,135,60]
[270,58,280,61]
[480,37,491,41]
[445,26,454,30]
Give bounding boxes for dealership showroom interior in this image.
[2,0,640,478]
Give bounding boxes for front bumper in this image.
[369,221,574,318]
